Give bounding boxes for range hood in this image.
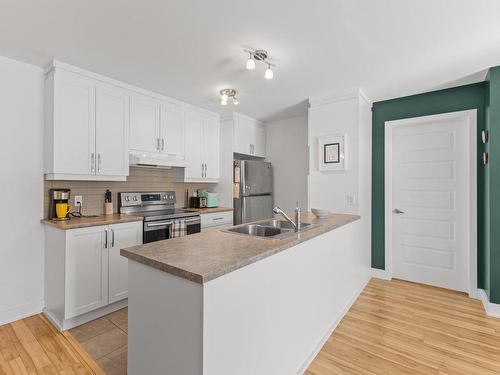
[129,151,186,168]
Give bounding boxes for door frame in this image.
[384,109,477,297]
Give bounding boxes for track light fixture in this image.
[244,49,275,79]
[220,88,239,106]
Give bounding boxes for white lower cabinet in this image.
[200,211,233,232]
[66,226,108,319]
[108,222,142,303]
[44,221,142,330]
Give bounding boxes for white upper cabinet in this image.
[95,84,129,177]
[184,111,204,179]
[129,94,186,163]
[233,113,266,157]
[45,65,129,181]
[129,93,160,154]
[161,103,185,156]
[253,124,266,157]
[48,69,96,176]
[202,117,220,180]
[44,61,219,180]
[176,109,220,182]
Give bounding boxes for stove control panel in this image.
[119,191,176,207]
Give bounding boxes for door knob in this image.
[393,208,405,214]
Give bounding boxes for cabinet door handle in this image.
[111,228,115,247]
[97,153,102,173]
[90,153,95,173]
[161,138,165,151]
[104,228,108,249]
[156,138,160,151]
[204,163,207,177]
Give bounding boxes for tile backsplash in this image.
[43,167,208,218]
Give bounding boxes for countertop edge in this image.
[122,214,360,285]
[200,214,360,283]
[41,214,143,230]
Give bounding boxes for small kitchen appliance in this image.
[119,191,201,244]
[206,192,219,208]
[48,188,71,221]
[189,196,207,209]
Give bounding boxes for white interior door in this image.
[387,111,476,293]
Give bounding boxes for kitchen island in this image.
[121,212,370,375]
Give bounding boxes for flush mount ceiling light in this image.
[244,49,275,79]
[220,88,239,106]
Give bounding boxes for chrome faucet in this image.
[273,203,302,232]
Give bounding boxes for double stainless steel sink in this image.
[226,219,313,239]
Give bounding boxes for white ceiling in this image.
[1,0,499,121]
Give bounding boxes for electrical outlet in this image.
[74,195,83,207]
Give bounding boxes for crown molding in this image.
[309,88,372,108]
[46,60,220,119]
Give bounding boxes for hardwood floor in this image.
[2,279,500,374]
[306,278,500,375]
[0,314,104,374]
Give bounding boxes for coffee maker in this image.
[49,188,71,221]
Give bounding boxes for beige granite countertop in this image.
[185,207,233,214]
[121,213,360,284]
[41,214,143,230]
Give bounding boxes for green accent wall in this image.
[371,82,489,292]
[487,67,500,302]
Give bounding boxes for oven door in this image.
[143,220,173,244]
[185,216,201,235]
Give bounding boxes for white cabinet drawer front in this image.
[201,212,233,228]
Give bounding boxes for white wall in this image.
[308,90,371,216]
[308,89,372,267]
[308,96,359,214]
[265,116,308,214]
[0,56,44,324]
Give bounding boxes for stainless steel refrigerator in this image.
[233,159,273,225]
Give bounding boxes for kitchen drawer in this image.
[201,211,233,229]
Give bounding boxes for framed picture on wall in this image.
[319,134,346,171]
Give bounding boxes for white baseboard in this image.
[371,267,391,280]
[0,299,44,325]
[296,274,371,374]
[478,289,500,318]
[44,298,128,331]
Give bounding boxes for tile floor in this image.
[69,308,128,375]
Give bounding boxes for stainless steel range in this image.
[119,191,201,244]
